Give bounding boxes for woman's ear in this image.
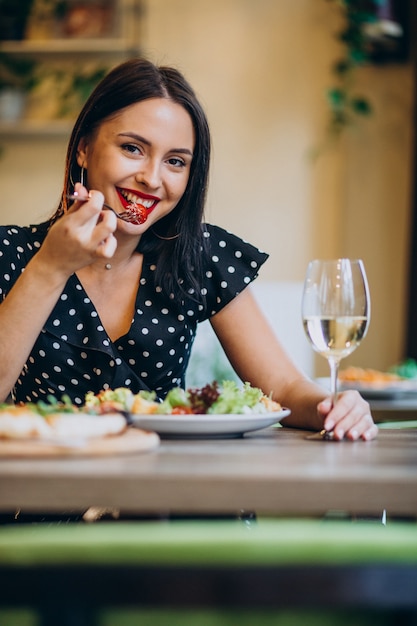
[76,138,88,169]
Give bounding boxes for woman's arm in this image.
[210,286,377,441]
[0,187,117,401]
[0,253,71,400]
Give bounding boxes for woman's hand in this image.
[37,183,118,278]
[318,390,378,441]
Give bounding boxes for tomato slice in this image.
[171,406,193,415]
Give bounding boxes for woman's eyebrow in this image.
[118,132,150,145]
[118,132,193,156]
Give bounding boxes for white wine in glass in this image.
[302,259,370,409]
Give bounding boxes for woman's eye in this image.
[122,143,141,155]
[167,157,186,168]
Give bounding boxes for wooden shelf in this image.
[0,119,72,138]
[0,0,142,137]
[0,38,139,55]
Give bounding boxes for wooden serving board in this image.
[0,427,160,458]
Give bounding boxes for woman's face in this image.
[76,97,195,231]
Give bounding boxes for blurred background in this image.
[0,0,415,378]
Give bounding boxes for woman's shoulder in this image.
[0,221,50,245]
[0,222,50,273]
[201,223,269,259]
[197,223,269,319]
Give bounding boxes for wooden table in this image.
[1,425,416,519]
[1,425,416,625]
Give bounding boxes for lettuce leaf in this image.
[208,381,265,415]
[157,387,190,414]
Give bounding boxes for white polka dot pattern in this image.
[0,222,268,403]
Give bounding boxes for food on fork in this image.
[119,202,148,224]
[116,187,158,225]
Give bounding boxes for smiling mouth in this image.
[116,188,159,225]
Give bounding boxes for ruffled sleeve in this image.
[199,223,269,319]
[0,223,48,300]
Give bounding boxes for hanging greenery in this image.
[325,0,389,134]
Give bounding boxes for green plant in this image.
[0,52,37,91]
[5,60,109,120]
[56,65,108,117]
[325,0,386,135]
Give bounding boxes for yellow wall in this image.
[0,0,414,373]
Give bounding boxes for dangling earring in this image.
[69,166,76,189]
[80,166,86,187]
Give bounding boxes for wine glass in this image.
[302,258,370,416]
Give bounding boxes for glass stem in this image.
[328,357,340,409]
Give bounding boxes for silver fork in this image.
[66,194,125,220]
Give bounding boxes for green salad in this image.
[84,381,281,416]
[158,381,276,415]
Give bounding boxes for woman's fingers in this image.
[90,206,118,254]
[41,188,118,274]
[66,188,118,254]
[95,226,118,260]
[67,188,104,221]
[66,182,90,212]
[96,235,118,260]
[319,390,378,441]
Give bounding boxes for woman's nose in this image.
[135,160,161,189]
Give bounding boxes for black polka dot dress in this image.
[0,222,268,405]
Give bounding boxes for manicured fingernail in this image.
[363,429,374,441]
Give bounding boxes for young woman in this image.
[0,58,377,441]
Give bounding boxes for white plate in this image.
[316,377,417,399]
[130,409,290,438]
